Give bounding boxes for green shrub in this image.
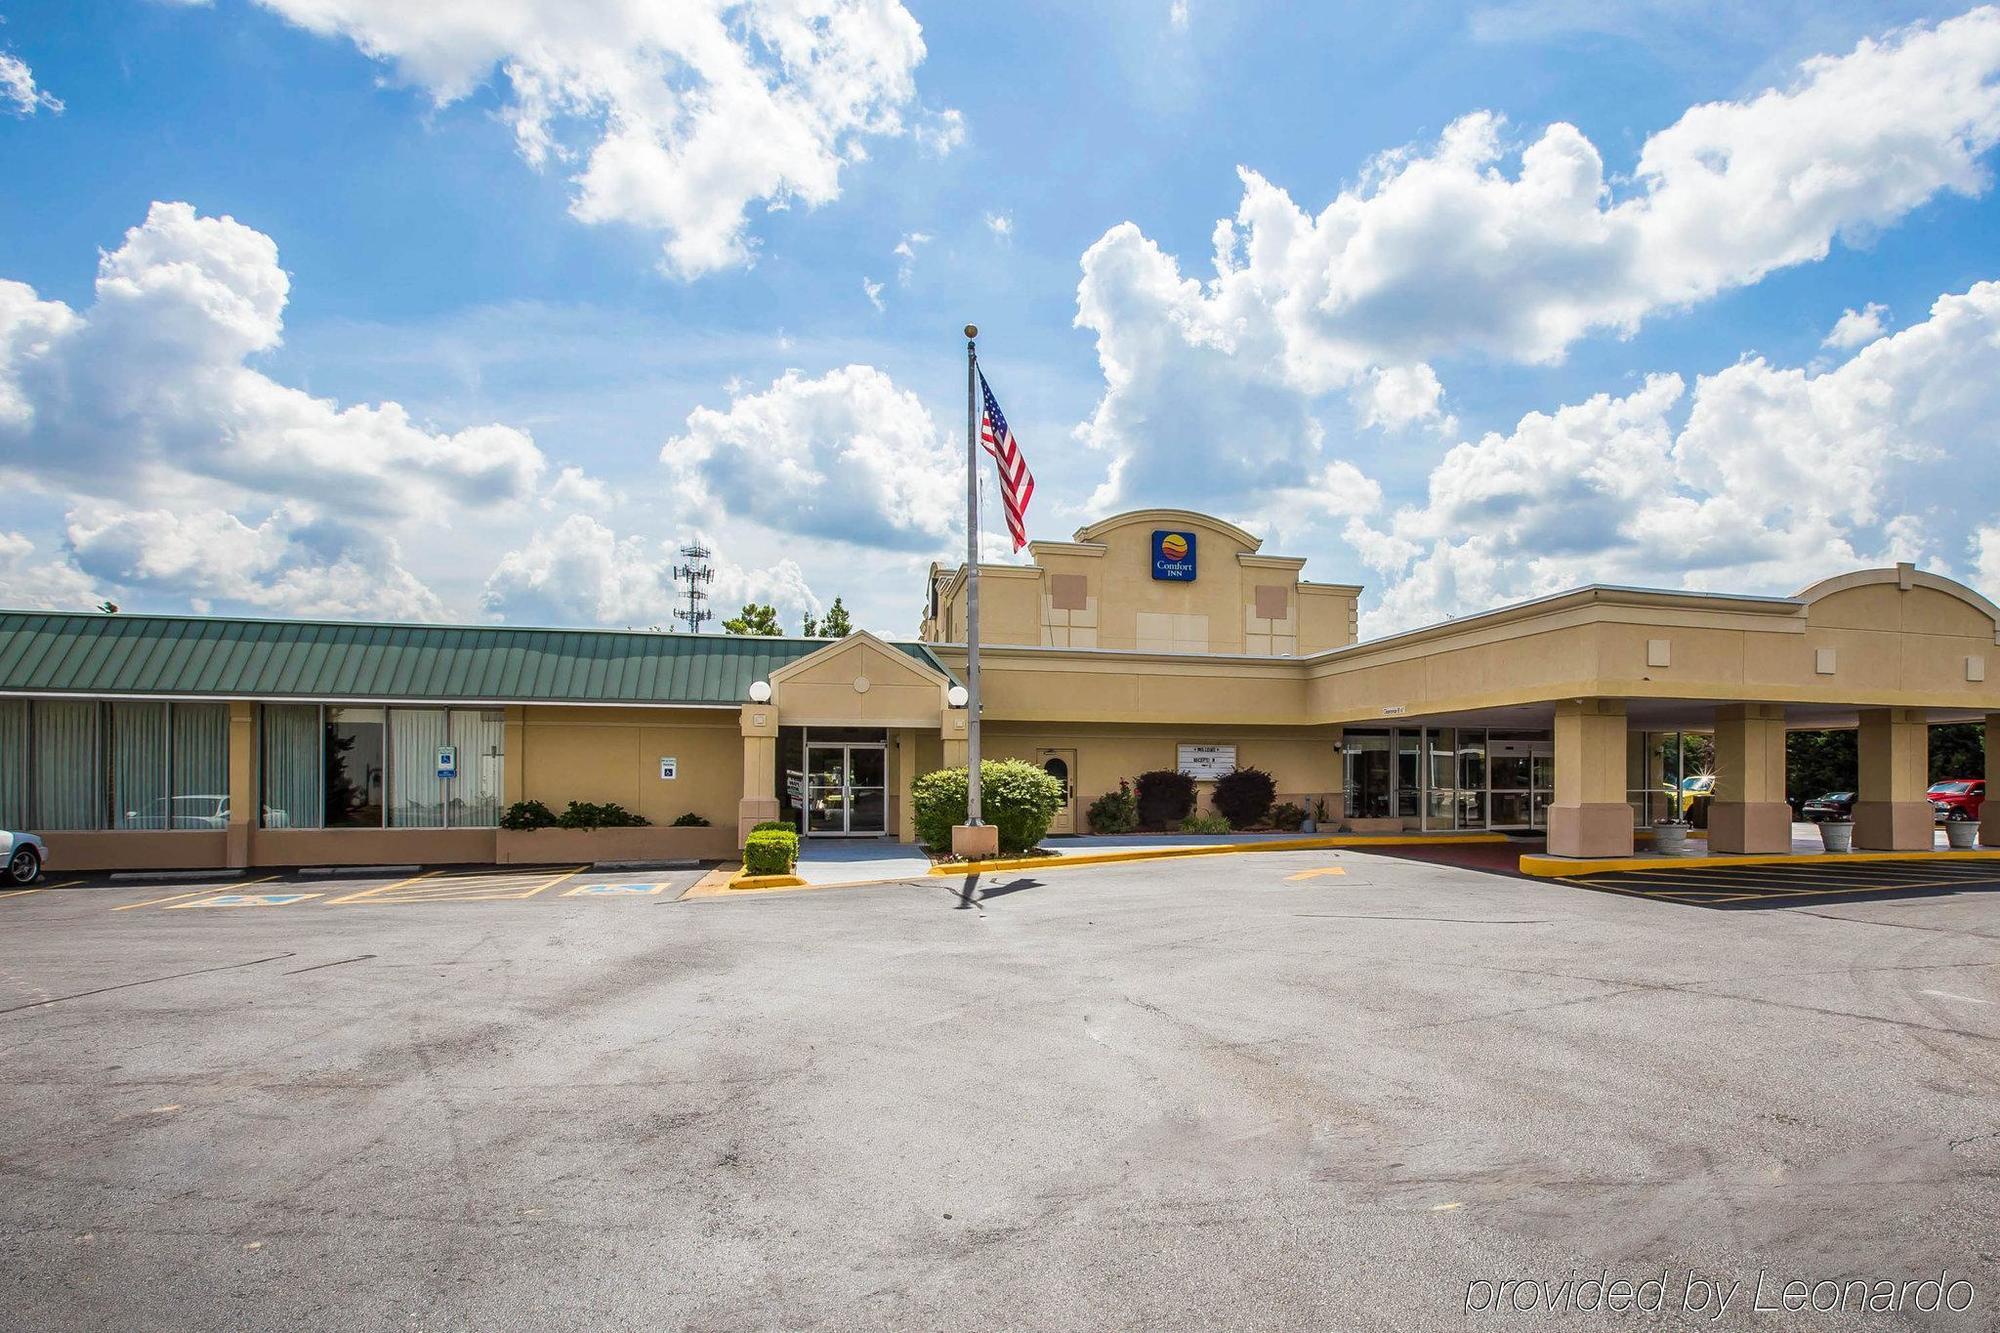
[1268,801,1306,831]
[1086,780,1139,834]
[555,800,651,830]
[1211,766,1277,829]
[1135,769,1196,830]
[1179,813,1231,834]
[751,819,795,833]
[500,800,558,831]
[670,811,711,827]
[743,828,798,875]
[913,760,1066,854]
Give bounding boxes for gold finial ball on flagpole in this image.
[964,324,978,339]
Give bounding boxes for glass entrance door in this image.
[804,742,887,836]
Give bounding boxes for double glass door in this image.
[805,743,887,836]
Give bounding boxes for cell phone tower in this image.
[671,543,714,634]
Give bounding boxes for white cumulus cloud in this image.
[481,514,823,629]
[1344,280,2000,634]
[1074,7,2000,507]
[246,0,947,277]
[662,364,958,550]
[0,202,558,618]
[1823,302,1889,349]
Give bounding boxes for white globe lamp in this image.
[748,680,773,704]
[947,684,969,708]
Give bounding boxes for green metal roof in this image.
[0,611,953,706]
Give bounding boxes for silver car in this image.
[4,830,47,885]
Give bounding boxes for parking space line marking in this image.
[524,865,589,898]
[4,878,86,898]
[113,874,281,911]
[166,891,323,909]
[0,888,39,899]
[327,869,440,904]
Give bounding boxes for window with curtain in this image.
[261,704,322,829]
[0,700,26,828]
[449,709,504,828]
[111,701,170,830]
[171,703,231,828]
[33,700,103,830]
[389,708,448,828]
[325,706,385,828]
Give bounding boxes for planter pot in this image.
[1300,819,1317,834]
[1652,823,1690,856]
[1945,820,1979,850]
[1818,821,1854,853]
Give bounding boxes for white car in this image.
[4,830,47,885]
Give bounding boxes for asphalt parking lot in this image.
[3,850,1997,1330]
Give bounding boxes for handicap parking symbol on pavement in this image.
[565,883,669,896]
[170,893,321,909]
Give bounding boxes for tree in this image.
[810,597,853,638]
[1930,723,1984,783]
[723,602,781,636]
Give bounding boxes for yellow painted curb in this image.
[928,833,1511,877]
[729,871,808,891]
[1521,847,2000,878]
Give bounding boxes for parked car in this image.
[1661,773,1715,818]
[3,829,47,885]
[1801,791,1856,822]
[1928,779,1985,822]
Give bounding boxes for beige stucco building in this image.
[4,508,1998,871]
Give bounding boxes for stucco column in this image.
[503,706,527,810]
[893,727,918,844]
[941,705,969,768]
[225,700,255,869]
[1983,713,2000,849]
[1710,703,1792,854]
[737,703,779,846]
[1547,699,1633,858]
[1854,707,1930,851]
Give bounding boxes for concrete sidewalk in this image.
[785,829,1507,888]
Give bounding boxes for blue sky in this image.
[2,0,1998,636]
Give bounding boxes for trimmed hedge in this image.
[499,799,558,831]
[1211,767,1277,829]
[1135,769,1196,830]
[555,800,650,829]
[913,760,1066,854]
[751,819,796,833]
[1268,801,1307,831]
[744,828,799,875]
[1086,780,1139,834]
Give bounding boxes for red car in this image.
[1928,779,1985,822]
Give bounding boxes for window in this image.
[261,704,504,830]
[262,704,323,828]
[325,707,386,828]
[171,703,230,826]
[111,702,170,829]
[33,700,103,830]
[0,699,26,828]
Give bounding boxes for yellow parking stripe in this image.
[326,869,439,904]
[526,866,588,898]
[114,875,280,911]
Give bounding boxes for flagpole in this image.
[964,324,983,829]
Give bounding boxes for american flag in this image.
[979,371,1035,551]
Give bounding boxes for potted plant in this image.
[1944,818,1979,850]
[1818,817,1854,853]
[1652,818,1691,856]
[1303,797,1329,834]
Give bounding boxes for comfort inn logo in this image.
[1152,529,1197,581]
